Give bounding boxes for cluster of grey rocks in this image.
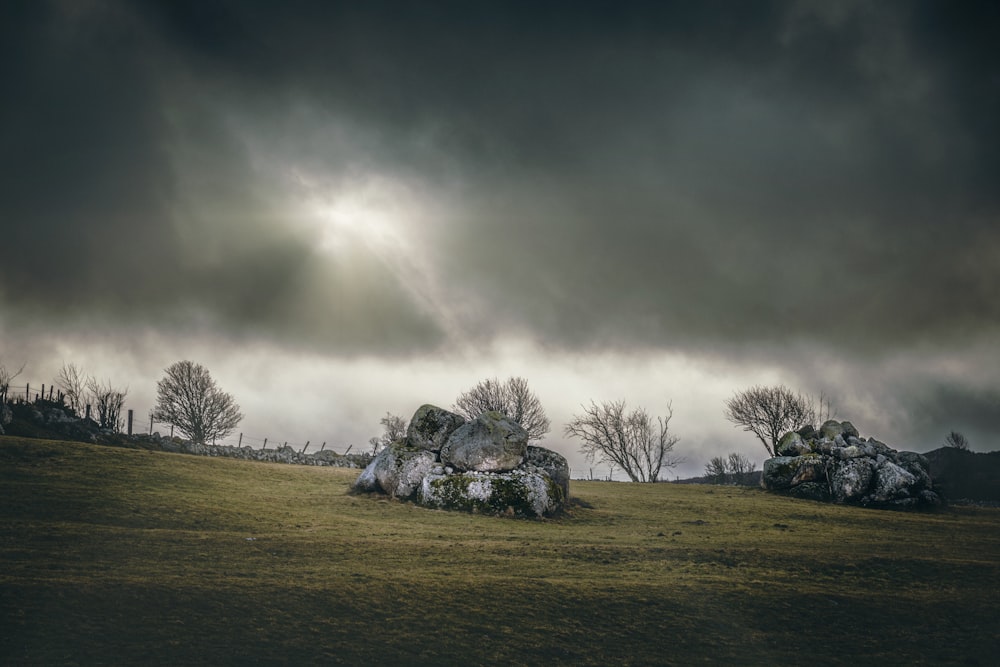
[762,420,941,508]
[353,404,569,518]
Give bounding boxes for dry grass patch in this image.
[2,436,998,665]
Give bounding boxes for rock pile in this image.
[761,420,941,508]
[353,404,568,518]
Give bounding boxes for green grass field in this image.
[2,435,998,666]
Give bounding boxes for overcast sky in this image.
[2,0,998,476]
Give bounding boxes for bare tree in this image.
[370,411,408,454]
[87,378,128,432]
[152,361,243,444]
[945,430,970,451]
[808,391,837,426]
[0,359,25,403]
[453,376,550,441]
[727,452,756,485]
[724,385,813,457]
[565,400,682,483]
[56,363,89,415]
[705,456,728,484]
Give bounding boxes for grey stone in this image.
[870,460,917,503]
[895,451,932,491]
[830,458,877,503]
[418,468,564,518]
[372,442,439,499]
[820,420,844,440]
[796,424,818,440]
[761,457,805,490]
[791,456,828,485]
[352,441,437,498]
[406,404,466,452]
[440,411,527,472]
[840,421,859,439]
[525,445,570,499]
[777,431,812,457]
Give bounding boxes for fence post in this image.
[149,415,154,434]
[345,444,352,455]
[263,438,267,449]
[238,433,243,447]
[301,440,310,454]
[41,384,45,401]
[320,442,326,451]
[85,404,91,420]
[25,383,29,402]
[127,409,133,435]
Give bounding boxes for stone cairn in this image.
[352,404,569,518]
[762,419,941,508]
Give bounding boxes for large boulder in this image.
[820,420,844,440]
[419,468,564,518]
[761,455,826,489]
[830,457,877,503]
[440,411,528,473]
[869,460,917,503]
[525,445,570,499]
[406,404,466,452]
[353,441,438,499]
[776,431,812,457]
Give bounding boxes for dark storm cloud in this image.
[2,0,998,360]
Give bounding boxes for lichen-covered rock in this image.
[869,460,917,503]
[791,456,827,485]
[796,424,818,440]
[820,420,844,440]
[354,441,438,498]
[777,431,812,457]
[525,445,570,499]
[896,451,932,491]
[406,404,466,452]
[840,421,860,439]
[762,457,804,490]
[440,411,528,472]
[353,455,381,493]
[418,468,564,518]
[830,457,877,503]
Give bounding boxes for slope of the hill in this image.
[2,435,998,666]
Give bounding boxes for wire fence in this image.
[1,382,361,456]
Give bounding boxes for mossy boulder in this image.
[406,404,466,452]
[353,441,438,498]
[776,431,812,457]
[440,411,528,472]
[419,468,564,518]
[525,445,570,499]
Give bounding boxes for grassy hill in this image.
[2,435,998,666]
